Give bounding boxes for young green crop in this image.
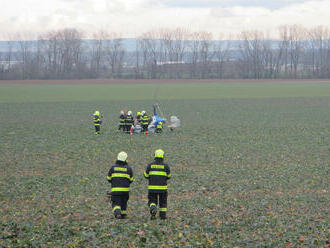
[0,82,329,247]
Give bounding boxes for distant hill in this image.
[0,39,138,52]
[0,39,282,53]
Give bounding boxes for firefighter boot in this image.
[113,208,122,219]
[150,204,157,220]
[121,210,127,219]
[159,211,167,220]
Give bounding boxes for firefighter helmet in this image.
[154,149,164,159]
[117,151,128,162]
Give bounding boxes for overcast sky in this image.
[0,0,329,39]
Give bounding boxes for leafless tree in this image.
[2,25,330,80]
[187,32,202,78]
[213,34,231,79]
[15,33,36,79]
[138,30,163,79]
[199,32,213,78]
[239,31,265,79]
[89,31,107,78]
[288,25,306,78]
[103,32,125,78]
[161,28,190,78]
[307,26,330,78]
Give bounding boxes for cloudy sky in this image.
[0,0,329,38]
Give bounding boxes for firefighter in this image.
[107,151,134,219]
[136,112,142,125]
[93,110,102,135]
[141,110,150,132]
[144,149,171,220]
[119,110,125,131]
[156,121,163,133]
[125,111,134,133]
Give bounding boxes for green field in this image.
[0,82,329,247]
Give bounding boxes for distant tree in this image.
[103,32,125,78]
[288,25,306,78]
[213,34,231,79]
[187,32,202,78]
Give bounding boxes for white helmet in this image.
[117,151,128,162]
[141,110,146,115]
[120,110,124,115]
[94,110,100,116]
[128,111,132,115]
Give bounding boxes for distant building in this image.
[156,61,185,66]
[0,60,21,70]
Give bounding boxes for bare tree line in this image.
[1,25,330,80]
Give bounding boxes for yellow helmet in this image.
[137,112,141,116]
[94,110,100,116]
[154,149,164,159]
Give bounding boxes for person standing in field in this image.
[118,110,126,131]
[136,112,142,125]
[107,151,134,219]
[141,110,150,133]
[93,110,103,135]
[125,110,134,133]
[144,149,171,220]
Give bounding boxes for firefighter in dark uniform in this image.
[119,110,126,131]
[136,112,142,125]
[107,151,134,219]
[93,110,102,135]
[144,149,171,220]
[125,111,134,133]
[141,110,150,132]
[156,121,163,133]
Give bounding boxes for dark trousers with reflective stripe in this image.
[124,124,132,133]
[148,191,167,219]
[142,124,148,132]
[94,125,100,133]
[111,193,129,216]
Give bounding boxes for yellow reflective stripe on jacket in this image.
[111,173,132,179]
[159,208,167,212]
[129,177,134,182]
[151,165,164,169]
[167,173,172,178]
[144,171,149,178]
[111,187,130,192]
[148,185,168,190]
[106,176,112,181]
[94,124,100,126]
[114,167,127,172]
[149,171,167,176]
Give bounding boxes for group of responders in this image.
[107,149,171,220]
[93,109,164,135]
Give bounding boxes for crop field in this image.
[0,81,329,247]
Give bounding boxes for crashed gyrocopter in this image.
[122,104,181,134]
